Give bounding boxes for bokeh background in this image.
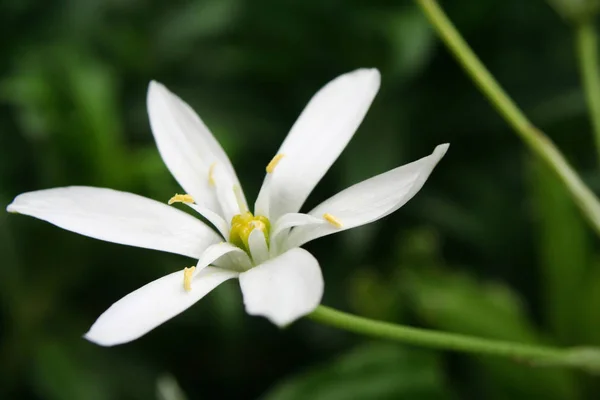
[2,0,600,398]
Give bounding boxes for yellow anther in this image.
[183,266,196,292]
[266,154,285,173]
[323,213,343,228]
[168,193,194,205]
[208,162,217,187]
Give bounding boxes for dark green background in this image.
[2,0,599,398]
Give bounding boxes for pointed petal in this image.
[261,69,380,221]
[285,144,449,249]
[239,248,323,326]
[85,267,239,346]
[212,163,243,224]
[271,213,324,239]
[253,173,271,218]
[248,229,269,265]
[212,250,253,272]
[269,213,323,256]
[187,203,229,239]
[194,242,250,274]
[7,186,220,258]
[147,81,247,212]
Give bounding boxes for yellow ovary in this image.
[229,212,271,252]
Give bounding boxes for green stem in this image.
[414,0,600,237]
[576,20,600,162]
[309,305,600,372]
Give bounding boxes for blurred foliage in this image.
[2,0,600,399]
[261,343,452,400]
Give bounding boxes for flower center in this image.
[229,212,271,253]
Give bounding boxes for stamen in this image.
[266,154,285,173]
[168,193,194,205]
[208,162,217,187]
[183,266,196,292]
[323,213,343,228]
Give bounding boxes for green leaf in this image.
[157,374,189,400]
[260,343,452,400]
[385,7,435,81]
[406,268,580,400]
[529,158,591,344]
[33,341,111,400]
[546,0,600,22]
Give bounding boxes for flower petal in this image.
[187,203,229,239]
[194,242,250,274]
[85,267,239,346]
[253,173,271,218]
[147,81,246,213]
[269,212,323,256]
[248,229,269,265]
[212,250,253,272]
[239,248,323,326]
[212,163,244,224]
[271,213,324,240]
[284,144,449,249]
[262,69,381,221]
[6,186,220,259]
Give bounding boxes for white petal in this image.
[239,248,323,326]
[212,250,253,272]
[262,69,380,221]
[187,203,229,239]
[7,186,220,259]
[253,173,271,218]
[194,242,250,274]
[271,213,324,240]
[248,229,269,265]
[147,81,246,213]
[285,144,449,249]
[212,163,243,224]
[269,213,324,257]
[85,267,238,346]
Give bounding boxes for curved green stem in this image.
[414,0,600,237]
[309,305,600,373]
[576,20,600,162]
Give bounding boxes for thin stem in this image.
[309,305,599,372]
[576,20,600,162]
[414,0,600,237]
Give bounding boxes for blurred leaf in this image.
[157,374,188,400]
[156,0,241,59]
[385,7,435,81]
[406,268,580,400]
[347,268,402,320]
[33,340,111,400]
[260,343,452,400]
[529,158,591,344]
[578,257,600,345]
[546,0,600,22]
[65,53,127,187]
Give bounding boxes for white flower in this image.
[6,69,448,346]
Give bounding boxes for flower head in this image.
[6,69,448,346]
